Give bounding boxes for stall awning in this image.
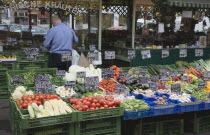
[168,0,210,8]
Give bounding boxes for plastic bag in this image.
[72,49,80,65]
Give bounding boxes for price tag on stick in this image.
[102,69,114,79]
[198,81,206,88]
[140,69,148,76]
[181,76,189,82]
[84,76,99,90]
[56,70,66,78]
[178,67,186,74]
[13,76,24,85]
[115,84,125,93]
[149,82,158,90]
[161,76,168,82]
[77,71,86,78]
[119,71,127,78]
[89,45,96,51]
[171,84,181,93]
[61,52,72,62]
[159,69,167,76]
[23,48,39,60]
[196,65,203,71]
[169,71,177,78]
[34,74,52,94]
[104,51,115,59]
[139,77,149,84]
[65,81,76,88]
[151,75,159,82]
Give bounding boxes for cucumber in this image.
[76,84,86,93]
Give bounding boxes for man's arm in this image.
[72,30,79,43]
[44,29,55,48]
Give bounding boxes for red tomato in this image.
[31,95,35,100]
[22,103,28,109]
[95,107,99,110]
[39,95,44,100]
[90,107,95,111]
[16,100,20,105]
[18,105,23,109]
[76,101,82,105]
[37,101,42,105]
[69,99,74,103]
[104,105,109,108]
[88,98,93,103]
[112,106,116,108]
[85,102,91,106]
[35,97,39,101]
[92,103,96,108]
[108,102,113,107]
[83,100,87,104]
[100,107,104,109]
[78,108,83,111]
[27,97,32,101]
[96,103,100,108]
[82,105,88,111]
[99,100,104,105]
[19,100,24,104]
[114,100,121,106]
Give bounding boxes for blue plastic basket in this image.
[123,109,152,120]
[155,92,170,98]
[203,101,210,110]
[178,102,201,113]
[152,104,178,116]
[129,93,144,99]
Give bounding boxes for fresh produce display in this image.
[64,64,102,83]
[99,79,117,92]
[191,59,210,71]
[55,86,76,98]
[133,89,155,97]
[12,86,34,101]
[82,91,103,97]
[28,99,73,118]
[120,99,149,111]
[169,93,191,103]
[69,96,121,111]
[185,68,203,77]
[16,94,61,109]
[110,65,122,79]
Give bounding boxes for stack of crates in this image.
[0,63,16,98]
[10,100,76,135]
[195,114,210,134]
[15,51,49,70]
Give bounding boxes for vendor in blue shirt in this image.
[44,15,78,71]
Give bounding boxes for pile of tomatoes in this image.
[69,96,121,111]
[16,94,60,109]
[110,65,122,79]
[99,79,117,92]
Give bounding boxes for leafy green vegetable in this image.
[120,99,149,111]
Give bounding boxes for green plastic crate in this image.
[196,115,210,134]
[16,61,48,70]
[6,68,63,91]
[159,119,184,135]
[75,117,121,135]
[77,107,124,121]
[11,101,77,129]
[13,122,74,135]
[0,86,9,98]
[15,52,49,62]
[0,62,16,70]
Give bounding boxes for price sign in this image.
[23,48,39,60]
[65,81,76,88]
[159,69,167,76]
[196,65,203,71]
[89,45,96,51]
[115,84,125,93]
[87,52,99,61]
[125,75,136,84]
[179,49,187,57]
[104,51,115,59]
[178,67,186,74]
[77,46,85,51]
[34,74,52,94]
[140,69,148,76]
[102,69,114,79]
[171,84,181,93]
[181,76,189,82]
[141,50,151,59]
[139,77,149,84]
[77,71,86,78]
[198,81,206,88]
[119,71,127,78]
[128,50,136,59]
[56,70,66,78]
[13,76,24,85]
[151,75,159,82]
[61,52,72,62]
[204,71,210,81]
[169,71,177,78]
[161,76,168,82]
[162,49,169,58]
[6,37,18,46]
[195,49,203,57]
[84,76,99,90]
[149,82,158,90]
